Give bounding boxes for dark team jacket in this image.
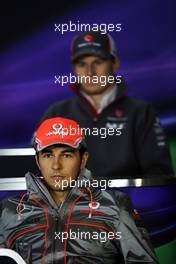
[0,169,158,264]
[41,82,173,179]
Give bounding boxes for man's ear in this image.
[112,56,120,72]
[35,155,41,171]
[80,152,89,170]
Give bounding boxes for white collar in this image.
[81,85,118,114]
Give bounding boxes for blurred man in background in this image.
[42,31,173,179]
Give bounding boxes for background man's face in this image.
[73,55,118,95]
[36,146,88,192]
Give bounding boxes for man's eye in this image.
[43,153,52,158]
[94,59,104,65]
[63,153,72,158]
[76,62,86,67]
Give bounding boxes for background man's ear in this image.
[35,156,41,170]
[81,152,89,170]
[113,57,120,72]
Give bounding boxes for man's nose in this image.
[51,157,62,170]
[86,64,95,76]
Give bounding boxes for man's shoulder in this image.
[104,190,133,210]
[122,95,152,109]
[41,96,82,121]
[0,194,25,213]
[49,97,80,110]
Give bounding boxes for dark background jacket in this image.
[0,170,158,264]
[41,82,173,179]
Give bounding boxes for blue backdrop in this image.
[0,0,175,148]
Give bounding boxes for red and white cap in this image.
[34,117,86,152]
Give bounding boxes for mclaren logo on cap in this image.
[53,123,63,131]
[46,123,68,136]
[84,34,94,42]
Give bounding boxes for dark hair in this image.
[79,144,87,157]
[36,143,87,158]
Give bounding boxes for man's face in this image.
[73,55,119,95]
[36,145,88,192]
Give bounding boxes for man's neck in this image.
[82,84,117,112]
[50,189,69,207]
[91,84,114,109]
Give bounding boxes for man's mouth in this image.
[51,175,66,182]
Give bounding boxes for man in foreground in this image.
[42,31,173,179]
[0,117,158,263]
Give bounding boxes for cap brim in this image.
[35,137,84,152]
[71,47,112,62]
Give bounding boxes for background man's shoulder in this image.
[124,96,153,110]
[41,96,80,121]
[49,96,79,109]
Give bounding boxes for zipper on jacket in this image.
[53,200,65,264]
[53,197,69,264]
[53,215,59,264]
